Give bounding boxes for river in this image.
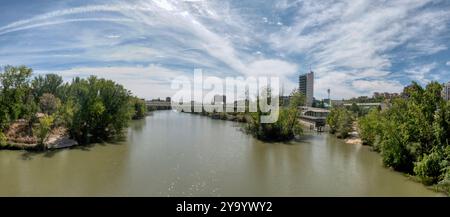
[0,110,442,196]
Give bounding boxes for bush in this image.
[39,93,61,115]
[35,115,54,148]
[414,148,446,185]
[0,131,7,147]
[131,97,147,120]
[244,89,304,141]
[357,81,450,184]
[327,107,353,138]
[358,108,383,149]
[68,76,132,143]
[0,65,146,149]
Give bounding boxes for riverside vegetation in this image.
[0,65,147,150]
[186,89,305,142]
[327,81,450,195]
[244,89,305,141]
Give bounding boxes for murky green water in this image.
[0,111,442,196]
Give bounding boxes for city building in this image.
[299,71,314,107]
[373,92,399,99]
[443,82,450,101]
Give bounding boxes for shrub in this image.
[0,131,7,147]
[39,93,61,115]
[35,115,54,149]
[327,107,353,138]
[131,97,147,120]
[244,89,304,141]
[414,148,446,185]
[358,108,384,149]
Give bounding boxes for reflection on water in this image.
[0,111,442,196]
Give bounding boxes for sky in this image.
[0,0,449,100]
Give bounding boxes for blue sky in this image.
[0,0,449,99]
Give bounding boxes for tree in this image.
[131,97,147,119]
[326,107,353,138]
[35,114,54,150]
[31,73,64,99]
[67,76,132,143]
[0,65,33,127]
[358,108,383,150]
[0,65,146,150]
[39,93,61,115]
[244,89,304,141]
[358,81,450,188]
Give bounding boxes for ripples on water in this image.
[0,111,442,196]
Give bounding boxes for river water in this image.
[0,111,442,196]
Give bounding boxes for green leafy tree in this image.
[245,89,304,141]
[358,108,383,150]
[68,76,132,143]
[31,73,64,99]
[0,65,33,128]
[131,97,147,120]
[326,107,353,138]
[35,114,54,150]
[358,81,450,188]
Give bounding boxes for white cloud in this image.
[244,59,298,77]
[269,0,450,98]
[352,80,403,95]
[404,63,438,85]
[37,65,187,99]
[1,0,449,99]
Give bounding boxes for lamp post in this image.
[327,89,331,108]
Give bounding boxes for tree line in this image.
[328,81,450,194]
[0,65,147,148]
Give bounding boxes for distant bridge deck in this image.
[342,102,381,107]
[146,101,172,109]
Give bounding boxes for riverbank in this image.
[0,120,78,151]
[344,122,363,146]
[329,121,448,196]
[182,111,248,123]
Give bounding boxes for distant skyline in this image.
[0,0,449,100]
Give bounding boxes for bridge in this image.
[342,102,382,109]
[299,106,330,131]
[146,100,172,110]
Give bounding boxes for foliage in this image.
[346,103,370,117]
[31,74,64,99]
[147,105,157,112]
[35,114,54,149]
[244,89,304,141]
[0,65,33,129]
[53,99,75,127]
[326,107,353,138]
[358,108,383,150]
[131,97,147,120]
[0,65,142,148]
[39,93,61,115]
[413,148,447,185]
[358,81,450,189]
[0,131,7,147]
[67,76,132,143]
